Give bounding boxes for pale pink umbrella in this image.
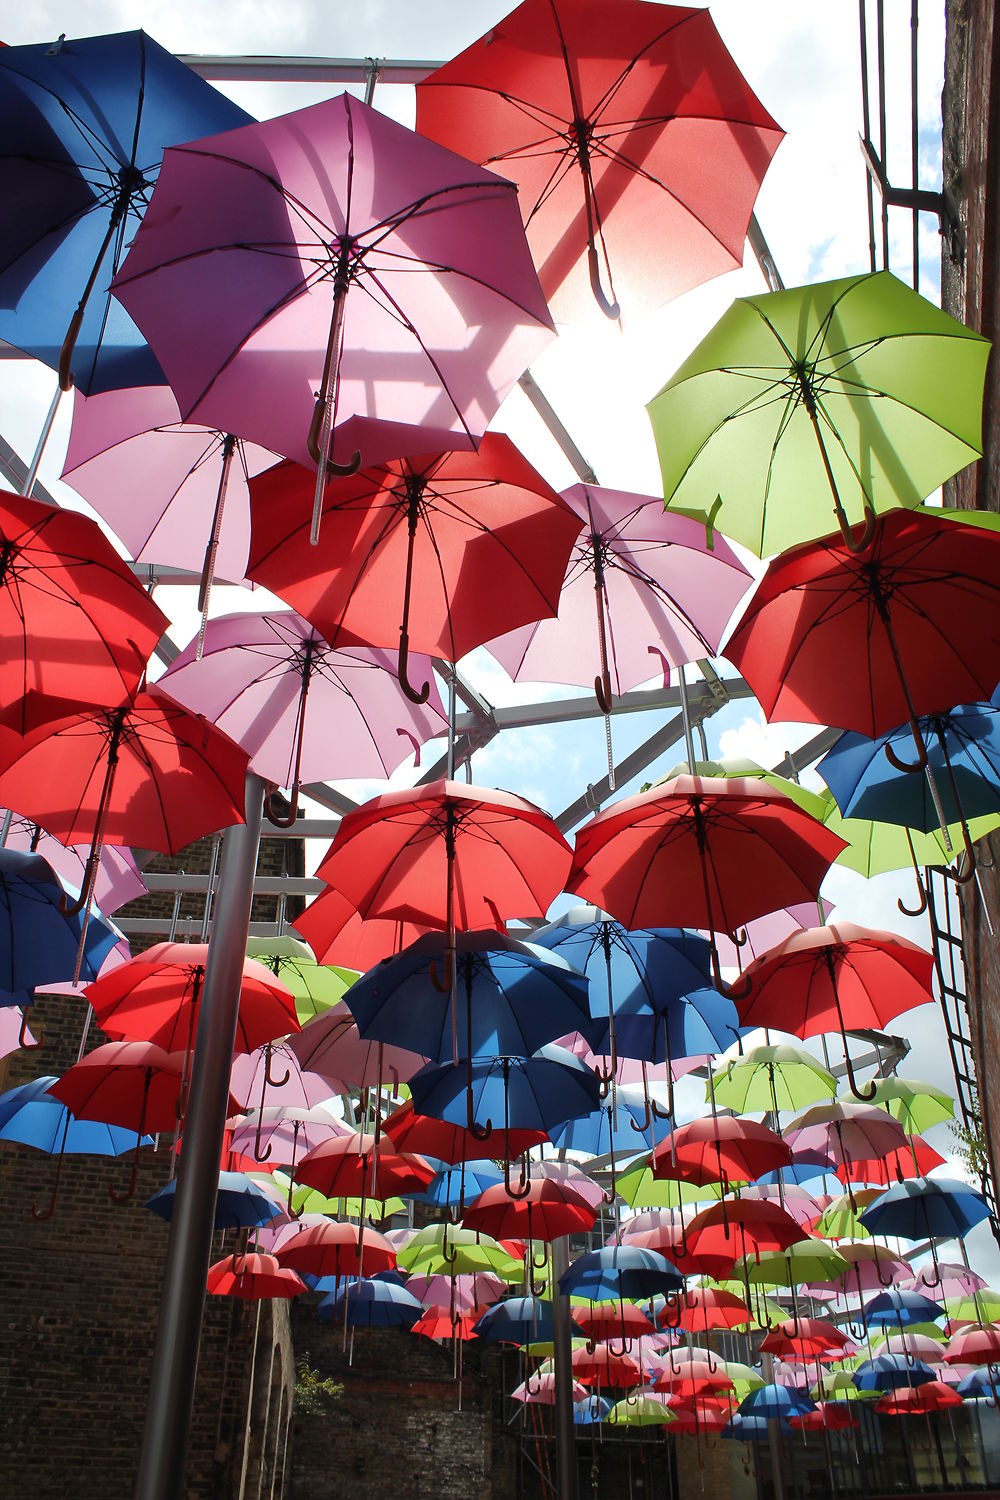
[111,92,555,542]
[512,1373,588,1405]
[0,1006,34,1058]
[289,1002,428,1093]
[229,1051,340,1113]
[902,1263,988,1299]
[228,1105,351,1170]
[404,1273,506,1312]
[713,898,834,969]
[875,1333,947,1364]
[557,1030,705,1086]
[529,1160,603,1211]
[61,385,277,652]
[740,1184,823,1228]
[156,611,446,823]
[0,809,146,915]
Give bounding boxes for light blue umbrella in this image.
[145,1170,283,1231]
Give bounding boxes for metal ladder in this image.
[926,865,1000,1248]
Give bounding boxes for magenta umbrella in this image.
[157,610,446,823]
[61,385,277,654]
[112,91,555,542]
[488,484,751,710]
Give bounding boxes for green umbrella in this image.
[870,1077,956,1134]
[745,1239,850,1286]
[819,788,1000,882]
[245,935,358,1025]
[812,1189,882,1241]
[618,1157,725,1210]
[710,1043,837,1115]
[648,757,828,822]
[646,270,988,557]
[395,1223,522,1281]
[709,1278,785,1330]
[811,1371,879,1402]
[948,1290,1000,1324]
[607,1396,676,1427]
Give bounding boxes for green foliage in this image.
[950,1099,989,1182]
[294,1356,343,1417]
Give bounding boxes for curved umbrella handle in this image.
[629,1090,653,1135]
[466,1084,493,1144]
[398,629,430,706]
[265,784,300,829]
[18,1011,42,1051]
[429,951,453,994]
[305,398,361,479]
[587,244,620,321]
[109,1151,139,1205]
[602,1145,617,1207]
[942,815,978,887]
[253,1111,273,1165]
[836,502,877,555]
[708,932,751,1001]
[265,1046,291,1090]
[594,669,613,715]
[593,1058,613,1100]
[504,1149,531,1201]
[898,879,929,918]
[884,723,928,775]
[833,989,877,1102]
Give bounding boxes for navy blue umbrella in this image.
[859,1176,992,1279]
[957,1366,1000,1400]
[0,30,250,393]
[853,1353,936,1392]
[738,1383,814,1419]
[144,1169,283,1231]
[864,1288,944,1328]
[0,1073,152,1218]
[0,849,119,990]
[558,1244,682,1301]
[344,929,592,1063]
[474,1295,554,1345]
[319,1277,423,1328]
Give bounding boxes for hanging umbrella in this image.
[416,0,782,320]
[487,482,751,715]
[853,1352,937,1392]
[288,1002,427,1094]
[227,1107,350,1191]
[248,439,582,701]
[785,1103,911,1196]
[274,1218,396,1278]
[944,1327,1000,1366]
[573,1301,655,1350]
[242,937,357,1029]
[0,810,146,918]
[414,1162,504,1215]
[817,787,997,889]
[812,1189,882,1241]
[835,1136,946,1189]
[112,91,555,536]
[646,270,988,555]
[61,385,277,645]
[572,1345,642,1390]
[0,29,251,393]
[406,1272,506,1313]
[735,924,934,1099]
[474,1297,555,1346]
[738,1384,815,1420]
[651,1117,792,1188]
[859,1178,992,1282]
[870,1078,956,1135]
[144,1169,284,1232]
[293,1134,435,1202]
[709,1044,837,1115]
[568,775,845,990]
[724,509,1000,791]
[157,611,446,821]
[0,849,120,990]
[658,1284,751,1334]
[292,888,434,973]
[876,1380,962,1414]
[395,1224,522,1282]
[0,489,167,732]
[320,1278,423,1329]
[512,1373,588,1405]
[685,1199,806,1284]
[559,1245,683,1301]
[463,1178,597,1292]
[342,929,592,1064]
[865,1288,945,1328]
[574,1394,613,1425]
[760,1317,853,1362]
[206,1251,306,1300]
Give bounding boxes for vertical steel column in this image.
[551,1236,579,1500]
[134,772,266,1500]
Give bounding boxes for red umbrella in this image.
[464,1178,596,1294]
[415,0,782,320]
[292,887,435,971]
[0,689,249,915]
[760,1317,853,1362]
[876,1380,962,1415]
[944,1327,1000,1366]
[572,1344,642,1390]
[274,1219,396,1278]
[573,1302,655,1350]
[381,1099,547,1166]
[248,438,582,702]
[737,923,935,1100]
[293,1134,435,1201]
[686,1199,806,1269]
[568,775,845,989]
[657,1285,750,1333]
[652,1362,733,1397]
[725,509,1000,770]
[652,1117,792,1187]
[412,1305,479,1342]
[790,1404,857,1432]
[834,1136,946,1188]
[206,1251,306,1300]
[0,487,167,731]
[86,944,299,1055]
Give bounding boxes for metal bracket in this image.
[859,134,964,262]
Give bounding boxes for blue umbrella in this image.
[859,1177,992,1286]
[853,1353,936,1392]
[0,849,120,991]
[958,1366,1000,1400]
[534,908,737,1125]
[344,929,592,1063]
[413,1160,503,1213]
[549,1087,653,1154]
[738,1383,815,1419]
[574,1394,612,1425]
[144,1169,282,1231]
[474,1296,554,1345]
[864,1288,944,1328]
[319,1277,422,1328]
[0,1073,152,1218]
[0,30,251,393]
[558,1245,682,1302]
[408,1044,601,1197]
[725,1412,787,1439]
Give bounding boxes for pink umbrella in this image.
[0,1006,34,1058]
[1,809,146,915]
[786,1103,910,1192]
[292,887,434,971]
[512,1373,588,1405]
[529,1160,603,1211]
[556,1031,705,1087]
[112,92,555,541]
[403,1273,506,1312]
[712,898,834,969]
[157,611,446,823]
[61,385,277,650]
[739,1185,822,1228]
[488,485,751,709]
[289,1002,428,1093]
[229,1050,341,1113]
[902,1263,988,1299]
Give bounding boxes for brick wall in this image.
[0,830,301,1499]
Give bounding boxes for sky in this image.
[4,1,995,1280]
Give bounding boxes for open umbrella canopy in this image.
[394,1224,522,1281]
[293,1134,435,1201]
[0,1074,151,1156]
[415,0,782,320]
[0,29,251,393]
[50,1039,239,1132]
[408,1044,601,1146]
[292,886,435,972]
[657,1284,751,1333]
[652,1117,792,1186]
[870,1078,956,1135]
[112,91,555,478]
[647,270,989,555]
[865,1288,944,1328]
[686,1199,807,1267]
[464,1176,597,1242]
[474,1296,555,1345]
[745,1239,851,1287]
[288,1002,427,1093]
[760,1317,853,1362]
[274,1218,396,1278]
[709,1044,837,1115]
[876,1379,962,1414]
[342,929,592,1063]
[382,1099,547,1165]
[559,1244,683,1301]
[243,937,358,1028]
[738,1383,815,1420]
[144,1170,283,1232]
[206,1252,306,1301]
[853,1353,937,1392]
[0,848,120,990]
[860,1177,992,1241]
[320,1277,423,1329]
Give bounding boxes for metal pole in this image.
[134,772,266,1500]
[20,383,61,498]
[677,663,697,772]
[551,1236,579,1500]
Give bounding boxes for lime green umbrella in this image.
[648,757,828,821]
[812,1189,882,1241]
[618,1157,725,1210]
[710,1044,836,1115]
[869,1077,956,1134]
[812,1371,878,1402]
[245,935,359,1026]
[646,270,989,557]
[745,1239,850,1287]
[395,1223,522,1280]
[819,787,1000,881]
[607,1396,676,1427]
[949,1290,1000,1324]
[715,1360,765,1395]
